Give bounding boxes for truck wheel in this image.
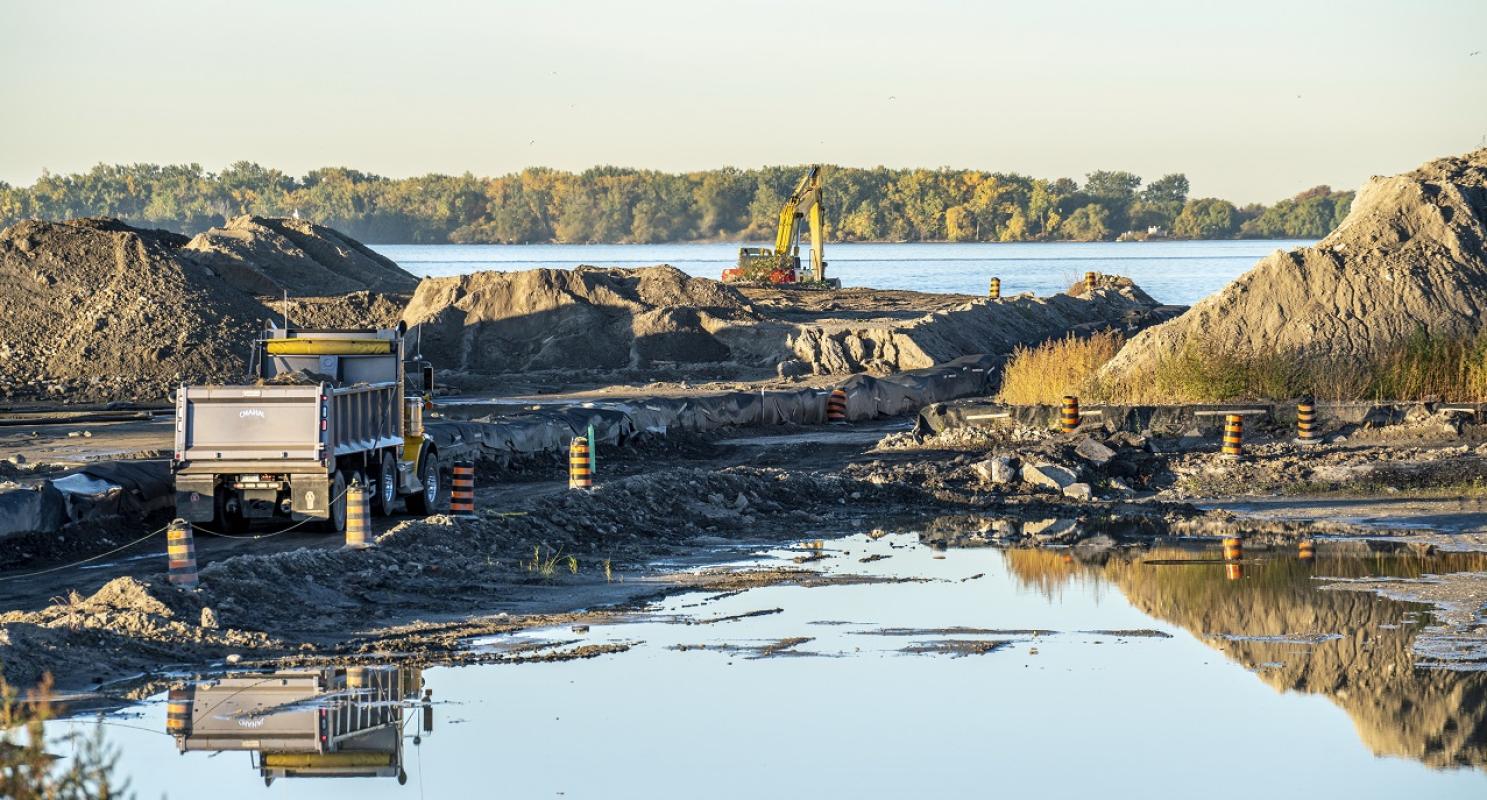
[324,470,348,533]
[371,453,397,517]
[214,490,249,535]
[406,453,439,515]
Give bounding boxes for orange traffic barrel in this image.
[1085,271,1098,292]
[451,461,476,517]
[1295,396,1321,446]
[1222,536,1243,561]
[345,480,371,548]
[1225,563,1244,581]
[1299,539,1316,560]
[569,437,593,490]
[826,388,849,424]
[988,277,1001,299]
[166,687,193,736]
[1060,395,1080,433]
[1222,414,1244,459]
[166,519,198,588]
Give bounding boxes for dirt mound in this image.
[786,278,1174,374]
[269,290,410,330]
[183,215,418,297]
[1101,149,1487,379]
[0,218,274,401]
[401,266,758,373]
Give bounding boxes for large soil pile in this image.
[1100,149,1487,379]
[401,266,759,373]
[183,215,418,297]
[0,219,274,400]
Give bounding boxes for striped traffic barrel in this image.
[569,437,593,490]
[1085,271,1098,292]
[1299,539,1316,560]
[165,687,194,737]
[826,388,849,423]
[1295,396,1321,445]
[451,461,476,517]
[1222,414,1244,458]
[1222,536,1243,561]
[345,481,371,548]
[1060,396,1080,433]
[166,519,198,588]
[988,277,1001,299]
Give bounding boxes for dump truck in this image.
[172,324,443,532]
[168,665,430,786]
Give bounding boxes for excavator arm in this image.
[725,165,834,287]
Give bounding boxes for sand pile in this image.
[183,215,418,297]
[401,266,759,373]
[1100,149,1487,379]
[0,218,274,400]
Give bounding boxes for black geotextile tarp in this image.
[429,359,997,463]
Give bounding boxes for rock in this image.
[775,358,812,379]
[199,606,219,629]
[1108,477,1136,495]
[7,454,24,465]
[972,454,1019,486]
[225,653,242,665]
[1074,437,1117,466]
[732,493,750,510]
[1063,482,1094,501]
[1021,462,1079,492]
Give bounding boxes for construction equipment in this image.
[167,665,432,786]
[723,165,839,288]
[172,323,444,533]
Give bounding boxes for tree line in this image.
[0,162,1353,244]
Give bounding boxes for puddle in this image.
[38,527,1487,798]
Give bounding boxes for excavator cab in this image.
[723,166,839,288]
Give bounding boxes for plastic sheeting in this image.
[0,483,66,541]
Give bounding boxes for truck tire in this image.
[406,453,439,515]
[324,470,348,533]
[371,452,397,517]
[214,489,249,535]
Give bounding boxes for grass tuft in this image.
[996,331,1125,405]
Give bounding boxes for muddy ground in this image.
[6,406,1487,696]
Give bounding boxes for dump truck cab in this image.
[172,324,442,532]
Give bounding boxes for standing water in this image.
[371,240,1314,307]
[44,527,1487,798]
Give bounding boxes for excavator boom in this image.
[723,166,836,288]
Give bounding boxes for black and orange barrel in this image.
[1060,395,1080,433]
[451,461,476,517]
[989,277,1001,299]
[1296,395,1321,446]
[166,519,198,588]
[345,480,371,548]
[1222,536,1243,561]
[1299,539,1316,560]
[826,388,849,423]
[569,437,593,490]
[165,687,194,737]
[1085,271,1098,292]
[1225,563,1244,581]
[1222,414,1244,458]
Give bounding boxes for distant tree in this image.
[1059,203,1112,241]
[1142,173,1189,204]
[1172,198,1238,239]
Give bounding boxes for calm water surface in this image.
[49,529,1487,799]
[370,240,1314,307]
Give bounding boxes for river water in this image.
[45,527,1487,798]
[370,240,1314,307]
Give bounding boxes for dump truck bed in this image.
[174,381,403,474]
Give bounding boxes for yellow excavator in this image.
[722,165,839,288]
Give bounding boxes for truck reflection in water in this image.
[165,665,433,786]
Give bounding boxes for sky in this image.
[1,0,1484,203]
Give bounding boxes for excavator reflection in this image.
[723,165,838,287]
[166,664,433,786]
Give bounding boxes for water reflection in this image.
[165,665,432,786]
[994,541,1487,769]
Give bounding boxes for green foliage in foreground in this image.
[0,162,1352,245]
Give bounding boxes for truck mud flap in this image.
[174,476,216,522]
[291,475,332,519]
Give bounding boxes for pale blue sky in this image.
[2,0,1483,202]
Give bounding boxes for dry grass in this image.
[1007,328,1487,405]
[996,330,1125,405]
